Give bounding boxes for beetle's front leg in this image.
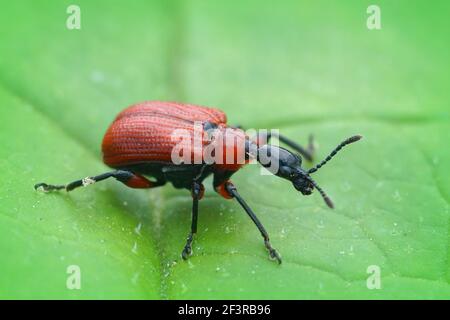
[181,181,204,260]
[234,125,315,162]
[224,181,282,264]
[262,131,315,162]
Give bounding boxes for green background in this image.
[0,0,449,299]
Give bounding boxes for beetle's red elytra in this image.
[35,101,362,263]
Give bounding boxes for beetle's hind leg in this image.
[35,170,164,192]
[181,180,204,260]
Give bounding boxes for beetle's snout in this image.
[292,178,314,195]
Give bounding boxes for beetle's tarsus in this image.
[265,239,282,264]
[34,182,65,192]
[34,183,48,191]
[269,249,282,264]
[181,246,192,260]
[181,233,194,260]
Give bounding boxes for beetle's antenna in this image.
[296,170,334,209]
[308,135,362,174]
[307,177,334,209]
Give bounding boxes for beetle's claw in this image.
[264,240,282,264]
[181,233,194,260]
[34,183,50,192]
[181,245,192,260]
[269,248,282,264]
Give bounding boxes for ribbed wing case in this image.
[102,101,227,167]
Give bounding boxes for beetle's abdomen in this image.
[102,101,227,167]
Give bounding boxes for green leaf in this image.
[0,0,449,299]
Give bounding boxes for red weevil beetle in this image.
[35,101,362,263]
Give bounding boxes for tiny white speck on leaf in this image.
[134,222,142,235]
[132,242,138,254]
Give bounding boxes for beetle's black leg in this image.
[35,170,164,192]
[182,180,203,260]
[307,134,315,156]
[263,131,314,162]
[235,125,314,162]
[225,181,282,264]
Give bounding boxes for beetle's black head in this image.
[254,135,362,209]
[256,144,333,207]
[291,171,314,195]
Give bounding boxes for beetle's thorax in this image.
[209,125,249,171]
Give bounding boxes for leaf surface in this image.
[0,0,448,299]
